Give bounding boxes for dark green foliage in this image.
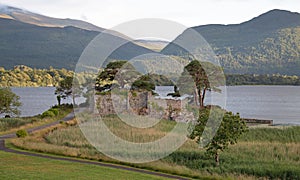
[55,76,74,99]
[41,111,56,118]
[55,76,83,105]
[0,87,21,116]
[106,61,128,69]
[178,61,223,108]
[144,74,174,86]
[131,74,156,92]
[16,129,28,138]
[178,61,205,107]
[41,106,69,118]
[190,107,248,165]
[226,74,300,85]
[51,104,73,109]
[95,61,135,92]
[167,91,181,97]
[49,108,59,116]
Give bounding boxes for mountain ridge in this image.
[1,5,300,75]
[0,17,154,70]
[162,9,300,75]
[0,5,104,32]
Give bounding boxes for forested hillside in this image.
[162,10,300,75]
[0,65,74,87]
[0,18,153,70]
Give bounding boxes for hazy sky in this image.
[1,0,300,29]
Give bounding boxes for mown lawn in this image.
[0,150,167,180]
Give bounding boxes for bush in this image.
[41,110,56,118]
[16,129,28,138]
[49,108,59,116]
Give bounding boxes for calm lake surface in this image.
[11,87,72,117]
[11,86,300,125]
[206,86,300,125]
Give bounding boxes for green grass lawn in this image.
[0,150,167,180]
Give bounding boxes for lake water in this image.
[8,86,300,125]
[11,87,73,117]
[205,86,300,125]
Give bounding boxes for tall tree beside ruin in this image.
[95,61,139,92]
[178,60,223,108]
[190,108,248,166]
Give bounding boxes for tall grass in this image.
[10,116,300,179]
[0,118,32,131]
[240,126,300,143]
[0,104,73,134]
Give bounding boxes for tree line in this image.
[226,74,300,86]
[1,65,300,87]
[0,65,74,87]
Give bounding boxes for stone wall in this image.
[95,93,128,115]
[96,91,195,122]
[128,91,149,115]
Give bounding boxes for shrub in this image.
[16,129,28,138]
[41,110,55,118]
[49,108,59,116]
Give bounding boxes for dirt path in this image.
[0,112,189,180]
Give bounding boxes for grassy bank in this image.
[0,150,167,180]
[0,104,73,135]
[10,115,300,179]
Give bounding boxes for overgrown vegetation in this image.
[0,118,34,132]
[0,104,73,134]
[190,108,248,166]
[10,113,300,179]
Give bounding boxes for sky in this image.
[1,0,300,29]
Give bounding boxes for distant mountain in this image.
[133,39,169,52]
[0,5,156,70]
[0,5,104,32]
[0,17,154,70]
[162,9,300,75]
